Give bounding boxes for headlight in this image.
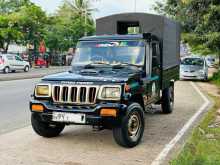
[198,70,205,74]
[35,84,51,97]
[98,85,121,100]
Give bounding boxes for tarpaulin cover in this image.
[96,13,180,70]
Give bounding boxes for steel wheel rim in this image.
[128,112,141,141]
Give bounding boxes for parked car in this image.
[0,54,30,73]
[35,57,48,68]
[205,56,215,67]
[180,56,208,81]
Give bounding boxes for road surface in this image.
[0,79,208,165]
[0,66,70,81]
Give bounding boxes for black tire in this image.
[31,113,65,138]
[113,103,145,148]
[161,84,174,114]
[203,75,208,82]
[24,65,29,72]
[3,66,9,74]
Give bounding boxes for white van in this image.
[0,54,30,73]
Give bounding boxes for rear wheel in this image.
[31,113,65,138]
[3,66,9,74]
[113,103,145,148]
[161,84,174,114]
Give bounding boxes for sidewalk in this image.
[0,66,71,81]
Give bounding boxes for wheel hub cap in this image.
[128,113,140,139]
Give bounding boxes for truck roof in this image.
[79,34,144,41]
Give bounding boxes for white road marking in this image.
[151,82,210,165]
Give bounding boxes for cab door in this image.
[150,42,161,100]
[143,42,161,106]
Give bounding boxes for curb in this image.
[151,82,212,165]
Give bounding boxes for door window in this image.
[15,56,22,61]
[7,55,14,60]
[152,43,160,68]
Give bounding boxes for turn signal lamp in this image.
[100,108,117,117]
[31,104,44,112]
[125,84,130,92]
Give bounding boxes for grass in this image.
[210,70,220,86]
[170,96,220,165]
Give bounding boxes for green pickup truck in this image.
[30,13,180,148]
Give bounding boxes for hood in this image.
[42,67,142,83]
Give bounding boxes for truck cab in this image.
[30,13,180,148]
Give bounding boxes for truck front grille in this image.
[52,85,99,105]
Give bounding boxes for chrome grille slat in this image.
[67,86,71,102]
[52,85,99,105]
[85,87,90,103]
[76,86,80,103]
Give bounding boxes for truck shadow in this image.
[51,106,169,148]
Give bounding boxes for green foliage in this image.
[17,5,48,45]
[44,0,95,52]
[155,0,220,57]
[0,13,23,51]
[0,0,96,53]
[0,1,47,52]
[0,0,32,14]
[211,71,220,86]
[171,96,220,165]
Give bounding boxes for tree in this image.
[60,0,96,36]
[17,5,48,46]
[0,1,47,53]
[155,0,220,64]
[0,14,23,52]
[0,0,32,14]
[44,0,95,53]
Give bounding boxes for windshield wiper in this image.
[84,61,111,69]
[112,62,142,69]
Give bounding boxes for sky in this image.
[30,0,160,18]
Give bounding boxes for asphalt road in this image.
[0,79,40,134]
[0,66,70,81]
[0,79,207,165]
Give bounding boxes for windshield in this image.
[72,40,145,66]
[181,58,204,66]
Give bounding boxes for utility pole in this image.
[134,0,137,33]
[134,0,137,12]
[84,9,87,36]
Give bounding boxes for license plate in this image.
[52,112,86,124]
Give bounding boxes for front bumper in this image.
[180,73,206,80]
[30,100,127,126]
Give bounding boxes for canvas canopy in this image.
[96,13,180,70]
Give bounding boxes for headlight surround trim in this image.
[35,84,52,98]
[98,85,122,101]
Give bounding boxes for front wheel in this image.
[113,103,145,148]
[3,66,9,74]
[31,113,65,138]
[161,84,174,114]
[24,65,29,72]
